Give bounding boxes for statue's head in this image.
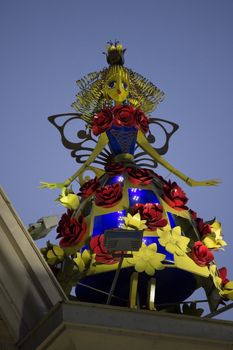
[104,65,129,103]
[72,41,164,124]
[103,42,129,104]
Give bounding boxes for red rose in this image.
[219,267,229,285]
[92,108,113,136]
[112,105,136,127]
[78,177,100,198]
[105,162,126,176]
[127,167,153,185]
[95,183,123,207]
[133,203,167,230]
[90,234,121,264]
[135,109,149,134]
[56,210,87,247]
[190,241,214,267]
[163,180,188,210]
[195,218,211,237]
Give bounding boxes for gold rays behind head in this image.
[72,48,165,124]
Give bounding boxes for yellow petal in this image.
[158,231,171,246]
[174,245,186,256]
[176,237,190,252]
[135,260,146,272]
[73,253,84,269]
[202,236,216,249]
[47,257,57,265]
[122,213,148,230]
[140,242,147,249]
[73,253,81,264]
[147,243,157,252]
[127,257,136,265]
[73,254,85,272]
[82,249,91,264]
[210,221,222,235]
[180,236,190,245]
[145,265,155,276]
[165,242,176,254]
[221,290,233,300]
[203,235,227,249]
[79,262,85,272]
[156,228,164,237]
[218,239,227,247]
[53,245,64,257]
[150,254,165,268]
[172,226,182,238]
[224,281,233,290]
[60,194,80,210]
[47,250,56,259]
[122,224,134,230]
[210,264,217,274]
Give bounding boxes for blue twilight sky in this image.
[1,0,233,319]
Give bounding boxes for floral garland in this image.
[91,105,149,136]
[39,162,232,303]
[162,180,188,210]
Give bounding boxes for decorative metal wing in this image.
[48,113,179,169]
[134,117,179,168]
[48,113,111,167]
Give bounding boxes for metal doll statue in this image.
[39,42,232,315]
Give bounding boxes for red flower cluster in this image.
[105,162,126,175]
[56,210,87,248]
[92,105,149,136]
[189,210,212,239]
[90,234,121,265]
[113,105,136,127]
[92,108,113,136]
[132,203,167,231]
[134,109,149,134]
[78,177,100,198]
[95,183,123,208]
[163,180,188,210]
[195,218,211,237]
[219,267,229,285]
[190,241,214,266]
[127,167,153,185]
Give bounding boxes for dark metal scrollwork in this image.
[48,113,179,169]
[134,117,179,168]
[48,113,111,167]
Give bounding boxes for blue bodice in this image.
[106,125,138,156]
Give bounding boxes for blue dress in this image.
[75,123,198,308]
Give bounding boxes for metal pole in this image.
[106,256,124,305]
[203,302,233,318]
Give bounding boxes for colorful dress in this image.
[53,104,222,309]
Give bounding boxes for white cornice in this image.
[0,187,67,342]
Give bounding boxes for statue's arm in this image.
[40,132,109,189]
[136,130,220,187]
